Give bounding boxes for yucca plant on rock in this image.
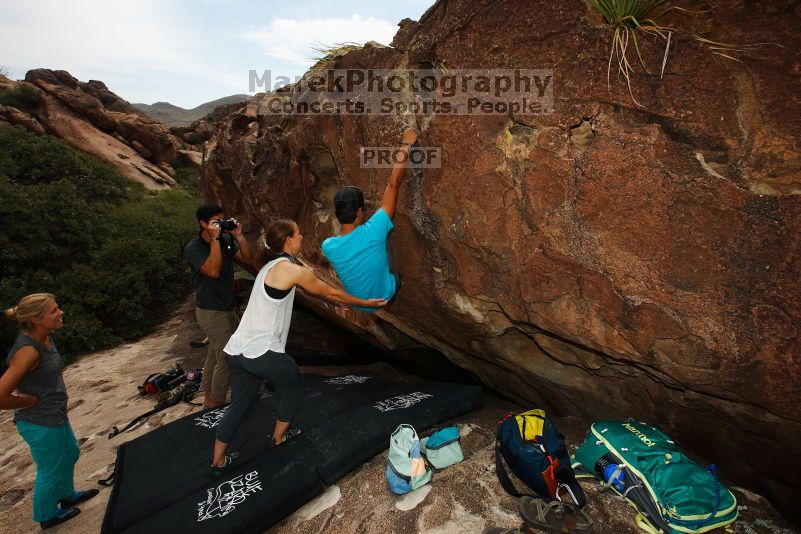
[310,42,361,67]
[587,0,761,106]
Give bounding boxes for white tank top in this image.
[224,257,296,358]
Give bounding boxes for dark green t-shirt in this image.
[184,235,239,310]
[6,334,68,426]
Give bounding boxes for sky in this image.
[0,0,434,108]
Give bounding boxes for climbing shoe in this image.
[273,428,302,446]
[210,452,239,477]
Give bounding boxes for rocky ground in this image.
[0,300,796,533]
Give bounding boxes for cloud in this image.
[0,0,205,79]
[0,3,404,107]
[247,15,398,65]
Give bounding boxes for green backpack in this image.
[572,420,738,534]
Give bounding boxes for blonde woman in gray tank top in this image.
[210,219,386,476]
[1,294,98,528]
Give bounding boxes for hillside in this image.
[0,69,195,188]
[133,94,250,127]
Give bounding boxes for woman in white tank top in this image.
[211,219,385,475]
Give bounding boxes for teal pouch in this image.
[421,425,463,469]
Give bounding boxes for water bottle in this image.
[594,454,625,491]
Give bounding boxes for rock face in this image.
[201,0,801,520]
[0,70,184,188]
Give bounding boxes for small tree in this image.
[0,124,200,361]
[0,85,43,111]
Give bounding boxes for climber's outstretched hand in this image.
[402,127,418,145]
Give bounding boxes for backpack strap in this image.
[166,372,186,389]
[180,384,203,406]
[495,413,535,499]
[495,433,539,499]
[107,405,163,438]
[495,436,522,497]
[142,373,160,384]
[553,461,587,507]
[546,434,587,508]
[97,470,115,487]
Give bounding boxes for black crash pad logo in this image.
[373,392,434,412]
[194,407,228,429]
[197,470,262,521]
[324,375,371,385]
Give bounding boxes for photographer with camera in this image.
[184,204,254,408]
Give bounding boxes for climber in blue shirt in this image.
[322,127,418,312]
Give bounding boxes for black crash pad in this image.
[101,372,483,534]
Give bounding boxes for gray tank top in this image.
[5,334,68,426]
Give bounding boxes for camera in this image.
[214,218,238,232]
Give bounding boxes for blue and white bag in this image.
[386,424,432,494]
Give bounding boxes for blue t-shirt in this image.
[322,208,396,312]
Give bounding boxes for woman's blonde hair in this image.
[3,293,56,331]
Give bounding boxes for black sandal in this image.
[40,507,81,529]
[58,488,99,508]
[518,496,593,533]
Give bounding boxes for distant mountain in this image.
[134,94,250,127]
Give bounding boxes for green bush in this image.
[0,85,43,112]
[0,124,200,360]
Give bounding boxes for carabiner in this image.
[556,483,578,505]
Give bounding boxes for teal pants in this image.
[16,419,80,522]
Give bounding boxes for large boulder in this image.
[26,69,117,132]
[202,0,801,520]
[112,111,180,162]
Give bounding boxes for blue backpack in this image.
[496,409,586,507]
